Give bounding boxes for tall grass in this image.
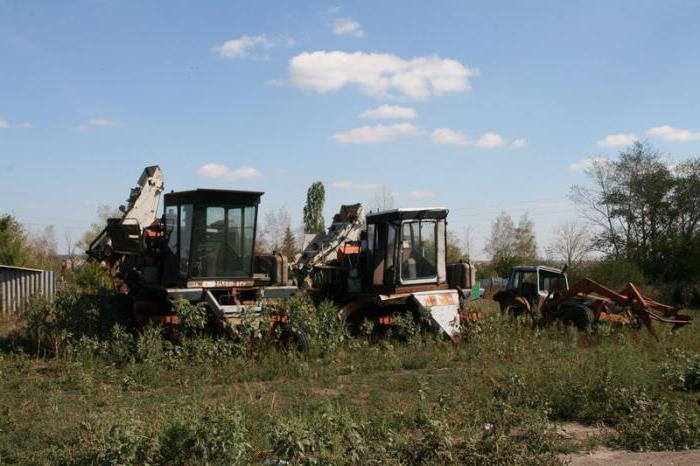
[0,288,699,464]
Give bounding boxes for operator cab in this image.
[506,265,569,302]
[161,189,262,287]
[365,208,448,294]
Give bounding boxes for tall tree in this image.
[514,213,537,260]
[29,225,58,269]
[484,211,538,276]
[303,182,326,234]
[545,221,592,267]
[571,142,700,282]
[0,214,31,266]
[371,186,395,212]
[446,230,465,264]
[280,225,298,262]
[262,206,292,251]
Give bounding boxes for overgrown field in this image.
[1,289,700,465]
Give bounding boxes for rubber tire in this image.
[505,304,528,319]
[560,304,595,331]
[279,327,311,354]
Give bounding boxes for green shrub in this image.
[161,406,251,464]
[613,400,700,451]
[269,405,369,465]
[586,258,646,289]
[173,299,207,336]
[277,294,347,354]
[662,348,700,391]
[73,415,161,466]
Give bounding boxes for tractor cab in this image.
[365,208,448,294]
[497,265,569,314]
[161,189,262,288]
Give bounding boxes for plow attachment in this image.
[544,278,693,337]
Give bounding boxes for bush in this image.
[277,294,347,354]
[72,415,161,465]
[613,400,700,451]
[586,258,646,289]
[269,405,369,465]
[662,349,700,392]
[161,406,251,464]
[173,299,207,336]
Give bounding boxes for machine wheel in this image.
[278,327,311,354]
[560,304,595,331]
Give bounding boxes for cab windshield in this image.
[400,220,437,282]
[188,205,256,278]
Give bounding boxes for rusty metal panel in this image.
[0,265,56,315]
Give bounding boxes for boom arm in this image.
[87,165,164,262]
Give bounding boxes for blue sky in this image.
[2,0,700,258]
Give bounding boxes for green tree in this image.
[280,225,298,262]
[446,230,465,264]
[303,182,326,234]
[571,142,700,282]
[484,211,538,277]
[0,214,31,266]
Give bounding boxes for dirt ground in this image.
[560,423,700,465]
[566,447,700,465]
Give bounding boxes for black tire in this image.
[560,304,595,331]
[278,327,311,354]
[504,304,528,319]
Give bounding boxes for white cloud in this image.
[332,123,424,144]
[331,19,364,37]
[77,118,117,133]
[360,105,416,120]
[331,180,382,191]
[213,34,293,59]
[406,191,435,199]
[196,163,263,181]
[289,51,479,100]
[569,156,608,172]
[1,117,32,129]
[432,128,469,145]
[87,118,117,127]
[597,133,638,148]
[432,128,524,149]
[475,132,506,149]
[647,125,700,142]
[510,138,527,149]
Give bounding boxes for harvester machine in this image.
[87,166,307,348]
[493,265,692,336]
[295,205,480,340]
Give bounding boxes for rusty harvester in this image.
[493,265,692,336]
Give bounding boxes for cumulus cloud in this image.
[647,125,700,142]
[331,180,383,191]
[431,128,524,149]
[289,51,479,100]
[360,105,416,120]
[332,123,424,144]
[432,128,469,145]
[196,163,263,181]
[569,156,608,172]
[331,19,364,37]
[77,118,117,133]
[0,118,31,129]
[406,191,435,199]
[213,34,294,59]
[597,133,638,148]
[475,132,506,149]
[510,138,527,149]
